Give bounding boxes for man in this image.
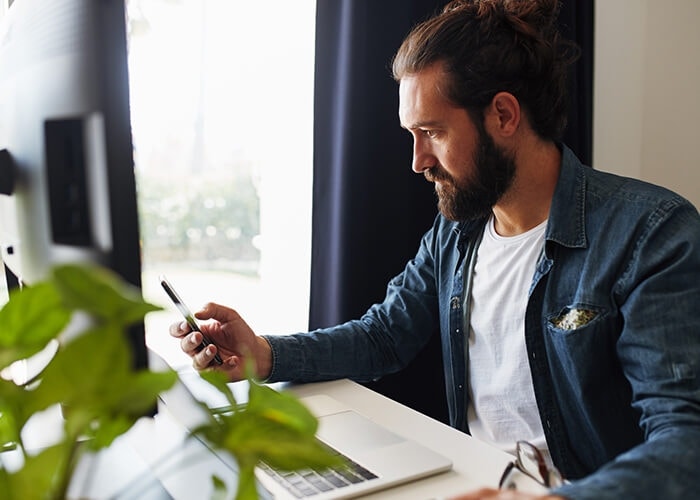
[171,1,700,498]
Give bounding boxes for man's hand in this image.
[169,302,273,381]
[450,489,564,500]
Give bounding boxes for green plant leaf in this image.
[33,324,176,449]
[0,282,70,369]
[0,379,31,448]
[51,264,161,326]
[4,441,73,499]
[210,474,229,500]
[30,324,131,413]
[247,382,318,436]
[86,414,137,450]
[193,382,343,498]
[108,369,178,416]
[221,412,342,471]
[77,369,177,451]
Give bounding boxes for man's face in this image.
[398,64,515,221]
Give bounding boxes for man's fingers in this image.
[192,343,218,370]
[180,331,203,355]
[169,320,191,338]
[194,302,242,323]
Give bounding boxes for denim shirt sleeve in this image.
[551,194,700,499]
[262,218,443,384]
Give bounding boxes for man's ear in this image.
[485,92,521,138]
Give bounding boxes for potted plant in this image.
[0,264,340,499]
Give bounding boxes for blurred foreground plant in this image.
[0,264,339,499]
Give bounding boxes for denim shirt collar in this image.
[545,145,588,250]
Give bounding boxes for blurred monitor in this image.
[0,0,147,371]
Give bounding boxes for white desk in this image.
[290,379,512,499]
[126,375,514,499]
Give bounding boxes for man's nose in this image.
[412,138,435,174]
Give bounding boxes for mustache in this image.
[424,165,450,183]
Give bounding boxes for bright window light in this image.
[126,0,316,369]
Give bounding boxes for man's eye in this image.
[423,129,438,139]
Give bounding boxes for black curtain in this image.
[310,0,594,424]
[559,0,595,166]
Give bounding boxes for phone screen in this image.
[159,275,223,365]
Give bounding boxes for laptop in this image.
[159,371,453,499]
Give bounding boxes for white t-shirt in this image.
[467,215,549,457]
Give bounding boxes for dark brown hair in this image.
[392,0,579,141]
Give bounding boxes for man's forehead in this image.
[398,68,457,128]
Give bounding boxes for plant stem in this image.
[53,430,84,500]
[235,462,259,500]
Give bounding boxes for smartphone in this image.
[159,275,223,365]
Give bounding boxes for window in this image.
[126,0,316,368]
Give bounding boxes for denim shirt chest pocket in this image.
[542,298,630,391]
[547,304,606,335]
[538,241,623,367]
[545,292,613,341]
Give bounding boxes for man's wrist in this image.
[256,335,273,380]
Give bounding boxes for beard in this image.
[426,128,516,222]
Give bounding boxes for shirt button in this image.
[450,297,460,309]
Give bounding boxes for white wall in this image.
[594,0,700,208]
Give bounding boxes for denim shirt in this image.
[265,145,700,499]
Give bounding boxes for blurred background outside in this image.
[126,0,316,368]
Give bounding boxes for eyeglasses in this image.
[498,441,564,490]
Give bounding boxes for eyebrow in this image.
[401,120,443,131]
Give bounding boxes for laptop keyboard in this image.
[259,444,378,498]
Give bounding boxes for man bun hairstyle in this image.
[392,0,580,142]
